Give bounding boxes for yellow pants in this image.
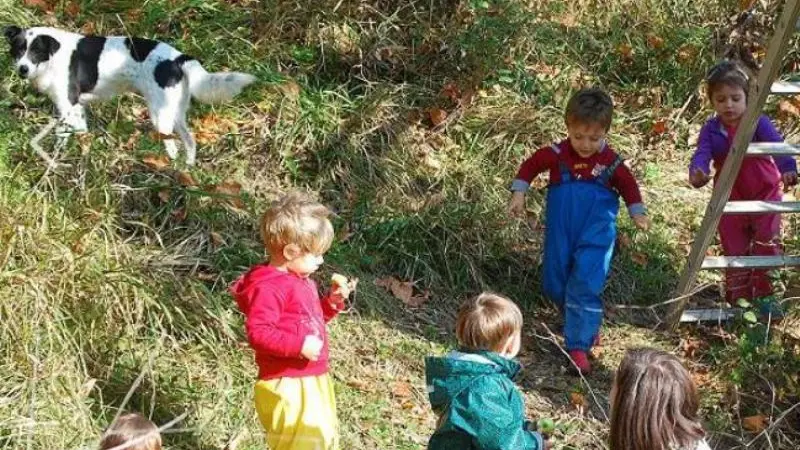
[254,374,338,450]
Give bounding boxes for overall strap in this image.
[551,143,573,182]
[595,155,623,187]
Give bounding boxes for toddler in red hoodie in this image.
[231,192,352,450]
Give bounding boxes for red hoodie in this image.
[231,264,342,380]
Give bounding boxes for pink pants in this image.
[717,157,782,302]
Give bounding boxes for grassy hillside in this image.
[1,0,799,448]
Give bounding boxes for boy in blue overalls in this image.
[509,87,649,374]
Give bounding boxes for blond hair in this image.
[455,292,523,352]
[260,192,334,256]
[98,413,161,450]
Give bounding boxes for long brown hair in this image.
[609,348,705,450]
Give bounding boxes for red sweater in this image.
[231,264,342,380]
[513,139,645,215]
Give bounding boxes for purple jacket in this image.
[689,115,797,176]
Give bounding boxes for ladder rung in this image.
[771,81,800,95]
[747,142,800,156]
[724,200,800,214]
[679,308,739,323]
[702,256,800,270]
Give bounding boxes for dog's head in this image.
[3,26,60,80]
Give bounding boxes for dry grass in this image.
[1,0,800,448]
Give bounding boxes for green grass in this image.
[1,0,800,448]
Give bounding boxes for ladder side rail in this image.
[666,0,800,327]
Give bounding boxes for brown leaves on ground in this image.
[646,34,665,50]
[375,277,429,307]
[427,108,449,127]
[142,154,171,171]
[777,98,800,119]
[630,252,648,266]
[651,120,668,135]
[177,171,198,187]
[192,114,240,145]
[569,392,588,414]
[210,181,245,209]
[742,414,768,433]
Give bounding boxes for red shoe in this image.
[568,350,591,375]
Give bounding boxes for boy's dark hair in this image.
[565,87,614,131]
[706,60,750,99]
[609,348,705,450]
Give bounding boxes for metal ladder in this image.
[667,0,800,327]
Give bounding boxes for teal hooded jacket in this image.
[425,350,544,450]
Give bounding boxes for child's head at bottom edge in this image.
[260,191,334,277]
[609,348,705,450]
[455,292,523,359]
[99,413,161,450]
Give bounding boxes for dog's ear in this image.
[3,26,23,42]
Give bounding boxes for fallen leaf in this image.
[64,1,80,17]
[346,379,372,392]
[374,277,428,307]
[171,208,187,221]
[177,171,198,187]
[157,190,171,203]
[617,44,633,59]
[210,231,225,247]
[214,181,242,196]
[569,392,588,409]
[681,338,703,357]
[618,232,633,248]
[646,34,664,49]
[78,378,96,398]
[631,252,648,266]
[742,414,768,433]
[142,154,170,170]
[23,0,53,12]
[440,83,461,102]
[427,108,448,127]
[652,120,668,135]
[391,381,413,398]
[80,22,96,35]
[739,0,757,11]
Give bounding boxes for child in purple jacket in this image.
[689,60,797,317]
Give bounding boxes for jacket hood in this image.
[230,264,286,314]
[425,350,520,411]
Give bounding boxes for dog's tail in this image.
[181,59,256,104]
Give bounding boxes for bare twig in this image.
[533,323,610,423]
[30,119,59,170]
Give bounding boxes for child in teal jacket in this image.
[425,293,547,450]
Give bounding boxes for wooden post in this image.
[666,0,800,328]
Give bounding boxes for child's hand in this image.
[329,273,357,309]
[782,171,798,191]
[632,214,650,231]
[508,192,526,217]
[689,169,711,188]
[301,335,323,361]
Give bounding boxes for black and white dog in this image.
[3,26,256,165]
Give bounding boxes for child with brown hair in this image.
[609,348,711,450]
[231,192,354,450]
[509,87,649,374]
[425,292,549,450]
[99,413,161,450]
[689,60,797,318]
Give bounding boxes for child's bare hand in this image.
[689,169,711,188]
[508,192,526,217]
[301,335,323,361]
[632,214,650,231]
[782,171,798,191]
